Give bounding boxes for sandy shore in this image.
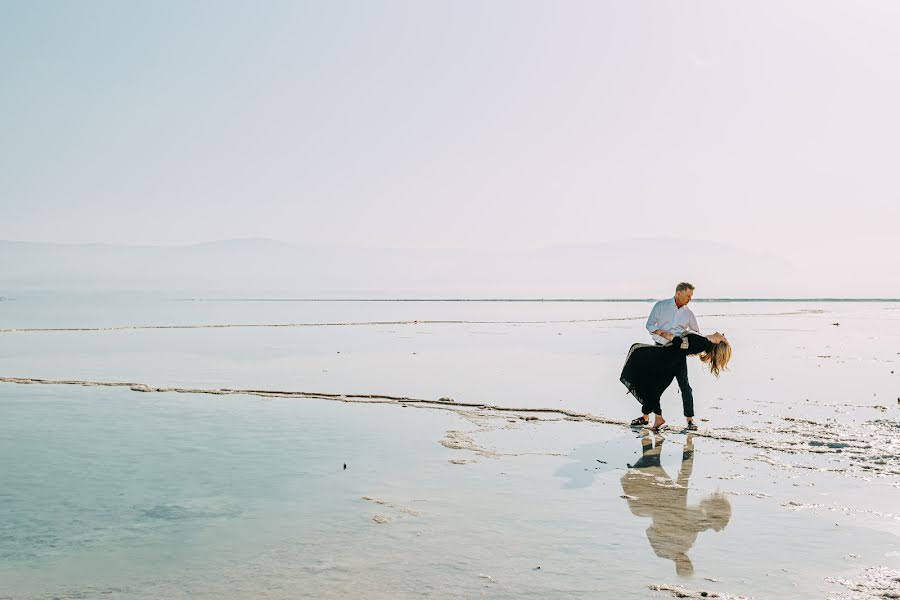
[1,300,898,598]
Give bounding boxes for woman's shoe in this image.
[685,421,699,431]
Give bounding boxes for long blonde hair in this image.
[700,340,732,377]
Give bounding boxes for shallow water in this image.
[1,296,898,598]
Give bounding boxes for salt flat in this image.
[1,298,897,599]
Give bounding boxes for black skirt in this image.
[620,333,712,413]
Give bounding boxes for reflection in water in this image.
[620,433,732,576]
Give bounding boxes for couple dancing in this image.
[620,282,732,432]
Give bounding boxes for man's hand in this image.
[652,329,675,341]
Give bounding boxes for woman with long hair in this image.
[621,331,732,431]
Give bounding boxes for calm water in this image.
[1,296,898,598]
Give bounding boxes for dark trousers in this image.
[676,359,694,418]
[655,343,695,418]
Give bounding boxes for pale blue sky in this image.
[2,1,899,276]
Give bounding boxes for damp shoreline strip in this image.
[0,309,826,334]
[0,317,642,333]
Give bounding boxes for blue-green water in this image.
[1,384,466,598]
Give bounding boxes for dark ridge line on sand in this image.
[0,376,624,425]
[0,317,643,333]
[0,310,827,334]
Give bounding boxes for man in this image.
[640,282,700,430]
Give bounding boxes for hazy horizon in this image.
[2,237,898,298]
[2,1,899,295]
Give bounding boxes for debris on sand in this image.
[372,515,391,524]
[825,566,900,599]
[649,583,748,598]
[440,430,499,457]
[362,496,422,517]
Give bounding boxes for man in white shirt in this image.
[642,282,700,430]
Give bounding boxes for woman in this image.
[621,331,731,431]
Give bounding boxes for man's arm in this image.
[646,303,675,341]
[646,302,660,334]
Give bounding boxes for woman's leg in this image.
[648,397,666,430]
[640,396,665,430]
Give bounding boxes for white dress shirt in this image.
[646,298,700,345]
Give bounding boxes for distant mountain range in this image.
[0,238,886,298]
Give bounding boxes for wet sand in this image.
[0,300,898,598]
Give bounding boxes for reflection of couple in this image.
[621,433,732,576]
[621,283,733,432]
